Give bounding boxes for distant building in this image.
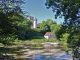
[27,16,37,28]
[44,32,56,39]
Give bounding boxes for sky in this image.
[22,0,64,24]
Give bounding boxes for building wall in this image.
[49,35,56,38]
[44,36,49,39]
[44,35,56,39]
[33,18,37,28]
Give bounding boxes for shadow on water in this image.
[0,46,15,60]
[0,45,28,60]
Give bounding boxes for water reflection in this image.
[26,54,60,60]
[47,55,60,60]
[26,54,72,60]
[35,54,43,60]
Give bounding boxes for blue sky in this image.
[22,0,64,24]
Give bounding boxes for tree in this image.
[18,18,32,40]
[0,0,28,59]
[45,0,80,27]
[0,0,25,44]
[45,0,80,59]
[39,19,57,34]
[39,21,51,34]
[0,0,24,13]
[46,19,57,26]
[61,33,70,42]
[50,24,57,33]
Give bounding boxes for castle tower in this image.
[27,16,37,28]
[33,17,37,28]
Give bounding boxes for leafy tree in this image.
[39,21,51,34]
[45,0,80,59]
[0,0,28,60]
[50,24,57,33]
[18,18,32,40]
[39,19,57,34]
[0,0,28,45]
[46,19,57,26]
[61,33,70,42]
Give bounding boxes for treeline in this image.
[19,19,61,40]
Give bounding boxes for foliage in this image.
[45,0,80,23]
[0,0,32,45]
[46,19,57,26]
[60,33,70,42]
[0,0,24,13]
[30,38,59,43]
[51,24,61,34]
[25,28,44,39]
[0,0,29,60]
[39,19,57,34]
[39,21,50,33]
[45,0,80,59]
[0,11,31,44]
[62,43,68,51]
[0,0,32,60]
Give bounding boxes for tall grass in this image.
[27,38,59,43]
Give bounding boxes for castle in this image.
[27,16,37,28]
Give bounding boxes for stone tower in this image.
[27,16,37,28]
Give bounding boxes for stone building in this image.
[27,16,37,28]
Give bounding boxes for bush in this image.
[61,43,69,54]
